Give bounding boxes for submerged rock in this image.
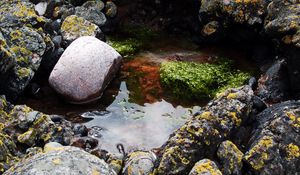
[153,86,254,174]
[61,15,104,45]
[189,159,222,175]
[4,143,117,175]
[244,101,300,174]
[49,36,122,104]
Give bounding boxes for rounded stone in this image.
[4,145,117,175]
[49,36,122,104]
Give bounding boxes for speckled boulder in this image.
[199,0,268,25]
[0,0,51,101]
[49,36,122,104]
[74,1,107,27]
[154,86,254,174]
[244,101,300,174]
[265,0,300,48]
[189,159,222,175]
[123,151,157,175]
[217,140,243,175]
[4,143,117,175]
[61,15,104,45]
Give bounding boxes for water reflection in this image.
[82,81,200,153]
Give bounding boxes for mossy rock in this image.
[61,15,103,45]
[160,59,251,100]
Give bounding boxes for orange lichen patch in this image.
[122,58,162,103]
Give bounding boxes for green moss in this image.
[159,58,251,100]
[108,38,142,57]
[107,25,157,57]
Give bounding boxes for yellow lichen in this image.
[61,15,98,38]
[228,112,241,125]
[193,160,222,175]
[92,168,100,175]
[286,112,300,128]
[227,93,238,99]
[244,136,274,170]
[286,143,300,160]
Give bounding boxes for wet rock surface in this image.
[49,36,122,104]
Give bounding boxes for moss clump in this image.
[107,25,157,57]
[108,38,142,57]
[160,59,251,100]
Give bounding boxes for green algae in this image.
[107,25,157,57]
[160,58,251,100]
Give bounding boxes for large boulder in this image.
[4,142,117,175]
[265,0,300,48]
[244,101,300,174]
[0,95,75,173]
[153,86,254,174]
[0,0,51,101]
[49,36,122,104]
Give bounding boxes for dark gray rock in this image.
[154,86,254,174]
[217,140,243,175]
[244,101,300,174]
[256,60,290,103]
[74,1,107,27]
[265,0,300,48]
[105,1,118,18]
[0,0,50,101]
[49,36,122,104]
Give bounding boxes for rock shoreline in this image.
[0,0,299,174]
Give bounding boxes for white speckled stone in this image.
[49,36,122,104]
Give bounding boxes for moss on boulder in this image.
[160,59,251,100]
